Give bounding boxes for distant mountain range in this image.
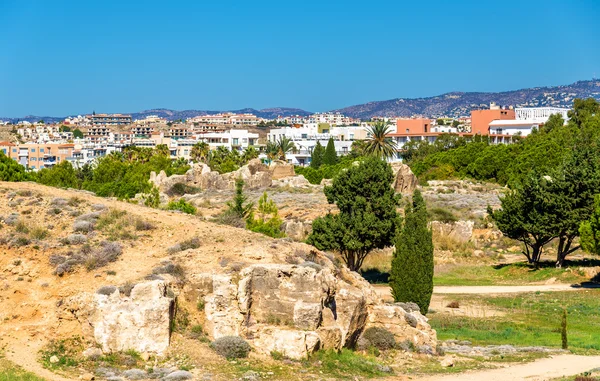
[334,80,600,119]
[2,80,600,123]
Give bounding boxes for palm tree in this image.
[265,141,279,162]
[364,121,398,160]
[242,146,259,163]
[276,137,296,161]
[155,144,170,157]
[190,142,210,163]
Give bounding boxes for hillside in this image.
[4,79,600,123]
[334,79,600,118]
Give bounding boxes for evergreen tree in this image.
[390,189,433,315]
[323,138,338,165]
[227,178,253,219]
[310,142,324,168]
[307,157,400,271]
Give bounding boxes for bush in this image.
[167,183,200,197]
[73,220,94,233]
[361,327,396,351]
[210,336,251,359]
[428,207,458,223]
[30,226,49,240]
[96,285,118,295]
[213,209,245,228]
[152,261,185,278]
[166,199,197,215]
[66,233,87,245]
[15,220,29,234]
[168,237,201,254]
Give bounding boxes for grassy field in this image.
[434,261,592,286]
[0,358,45,381]
[430,290,600,353]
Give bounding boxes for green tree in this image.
[436,118,445,125]
[389,189,433,315]
[59,125,71,132]
[580,194,600,255]
[246,192,284,238]
[166,198,197,215]
[364,121,398,160]
[310,141,324,168]
[275,137,296,161]
[0,152,30,181]
[36,161,79,188]
[155,144,170,157]
[307,157,400,271]
[191,142,210,163]
[227,178,253,219]
[568,98,600,128]
[242,146,259,162]
[489,172,560,264]
[543,113,564,133]
[73,128,84,139]
[323,137,338,165]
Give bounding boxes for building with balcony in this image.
[89,113,132,126]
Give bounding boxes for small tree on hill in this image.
[310,141,324,168]
[323,138,338,165]
[246,192,285,238]
[73,128,84,139]
[390,189,433,315]
[227,178,253,219]
[307,156,400,271]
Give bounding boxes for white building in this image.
[268,125,367,165]
[196,129,259,151]
[515,107,569,123]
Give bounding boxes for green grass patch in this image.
[430,290,600,353]
[303,349,389,379]
[0,358,46,381]
[434,262,589,286]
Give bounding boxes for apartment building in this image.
[189,113,261,126]
[131,125,154,138]
[268,125,367,165]
[197,129,259,151]
[89,113,132,126]
[168,126,192,139]
[2,142,76,170]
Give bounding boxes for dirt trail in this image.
[374,284,600,301]
[420,354,600,381]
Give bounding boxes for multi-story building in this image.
[168,126,192,139]
[89,113,132,126]
[197,129,259,151]
[267,125,367,165]
[1,142,76,170]
[189,113,261,126]
[131,125,154,138]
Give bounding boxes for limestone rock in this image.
[204,275,244,339]
[282,220,312,241]
[82,347,103,360]
[91,280,174,354]
[390,163,418,194]
[49,355,59,364]
[293,302,322,330]
[317,327,342,351]
[272,175,311,188]
[163,370,194,380]
[81,373,95,381]
[253,328,320,360]
[269,160,295,180]
[366,304,437,348]
[430,220,474,243]
[440,356,455,367]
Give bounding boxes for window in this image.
[31,148,35,152]
[31,157,36,161]
[12,148,16,153]
[40,148,44,152]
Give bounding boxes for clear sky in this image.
[1,0,599,117]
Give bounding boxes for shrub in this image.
[15,220,29,234]
[166,199,197,215]
[152,261,185,278]
[428,207,458,223]
[134,218,154,231]
[119,282,135,297]
[96,285,118,295]
[66,233,87,245]
[210,336,251,359]
[361,327,396,351]
[11,236,31,247]
[50,197,68,206]
[213,209,245,228]
[167,182,200,197]
[29,226,49,240]
[73,220,94,233]
[245,192,285,238]
[4,213,19,225]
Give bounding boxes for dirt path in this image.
[374,283,600,301]
[420,354,600,381]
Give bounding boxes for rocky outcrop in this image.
[62,281,175,355]
[199,264,436,360]
[390,163,418,195]
[149,159,273,193]
[430,220,474,243]
[269,160,295,180]
[282,220,312,241]
[272,175,311,188]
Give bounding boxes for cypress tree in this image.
[390,189,434,315]
[323,137,338,165]
[310,142,324,168]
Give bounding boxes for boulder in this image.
[90,280,174,354]
[282,220,312,241]
[272,175,311,188]
[366,304,437,348]
[390,163,418,194]
[430,220,474,243]
[253,328,320,360]
[204,275,245,339]
[317,327,343,351]
[269,160,295,180]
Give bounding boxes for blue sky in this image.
[1,0,599,117]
